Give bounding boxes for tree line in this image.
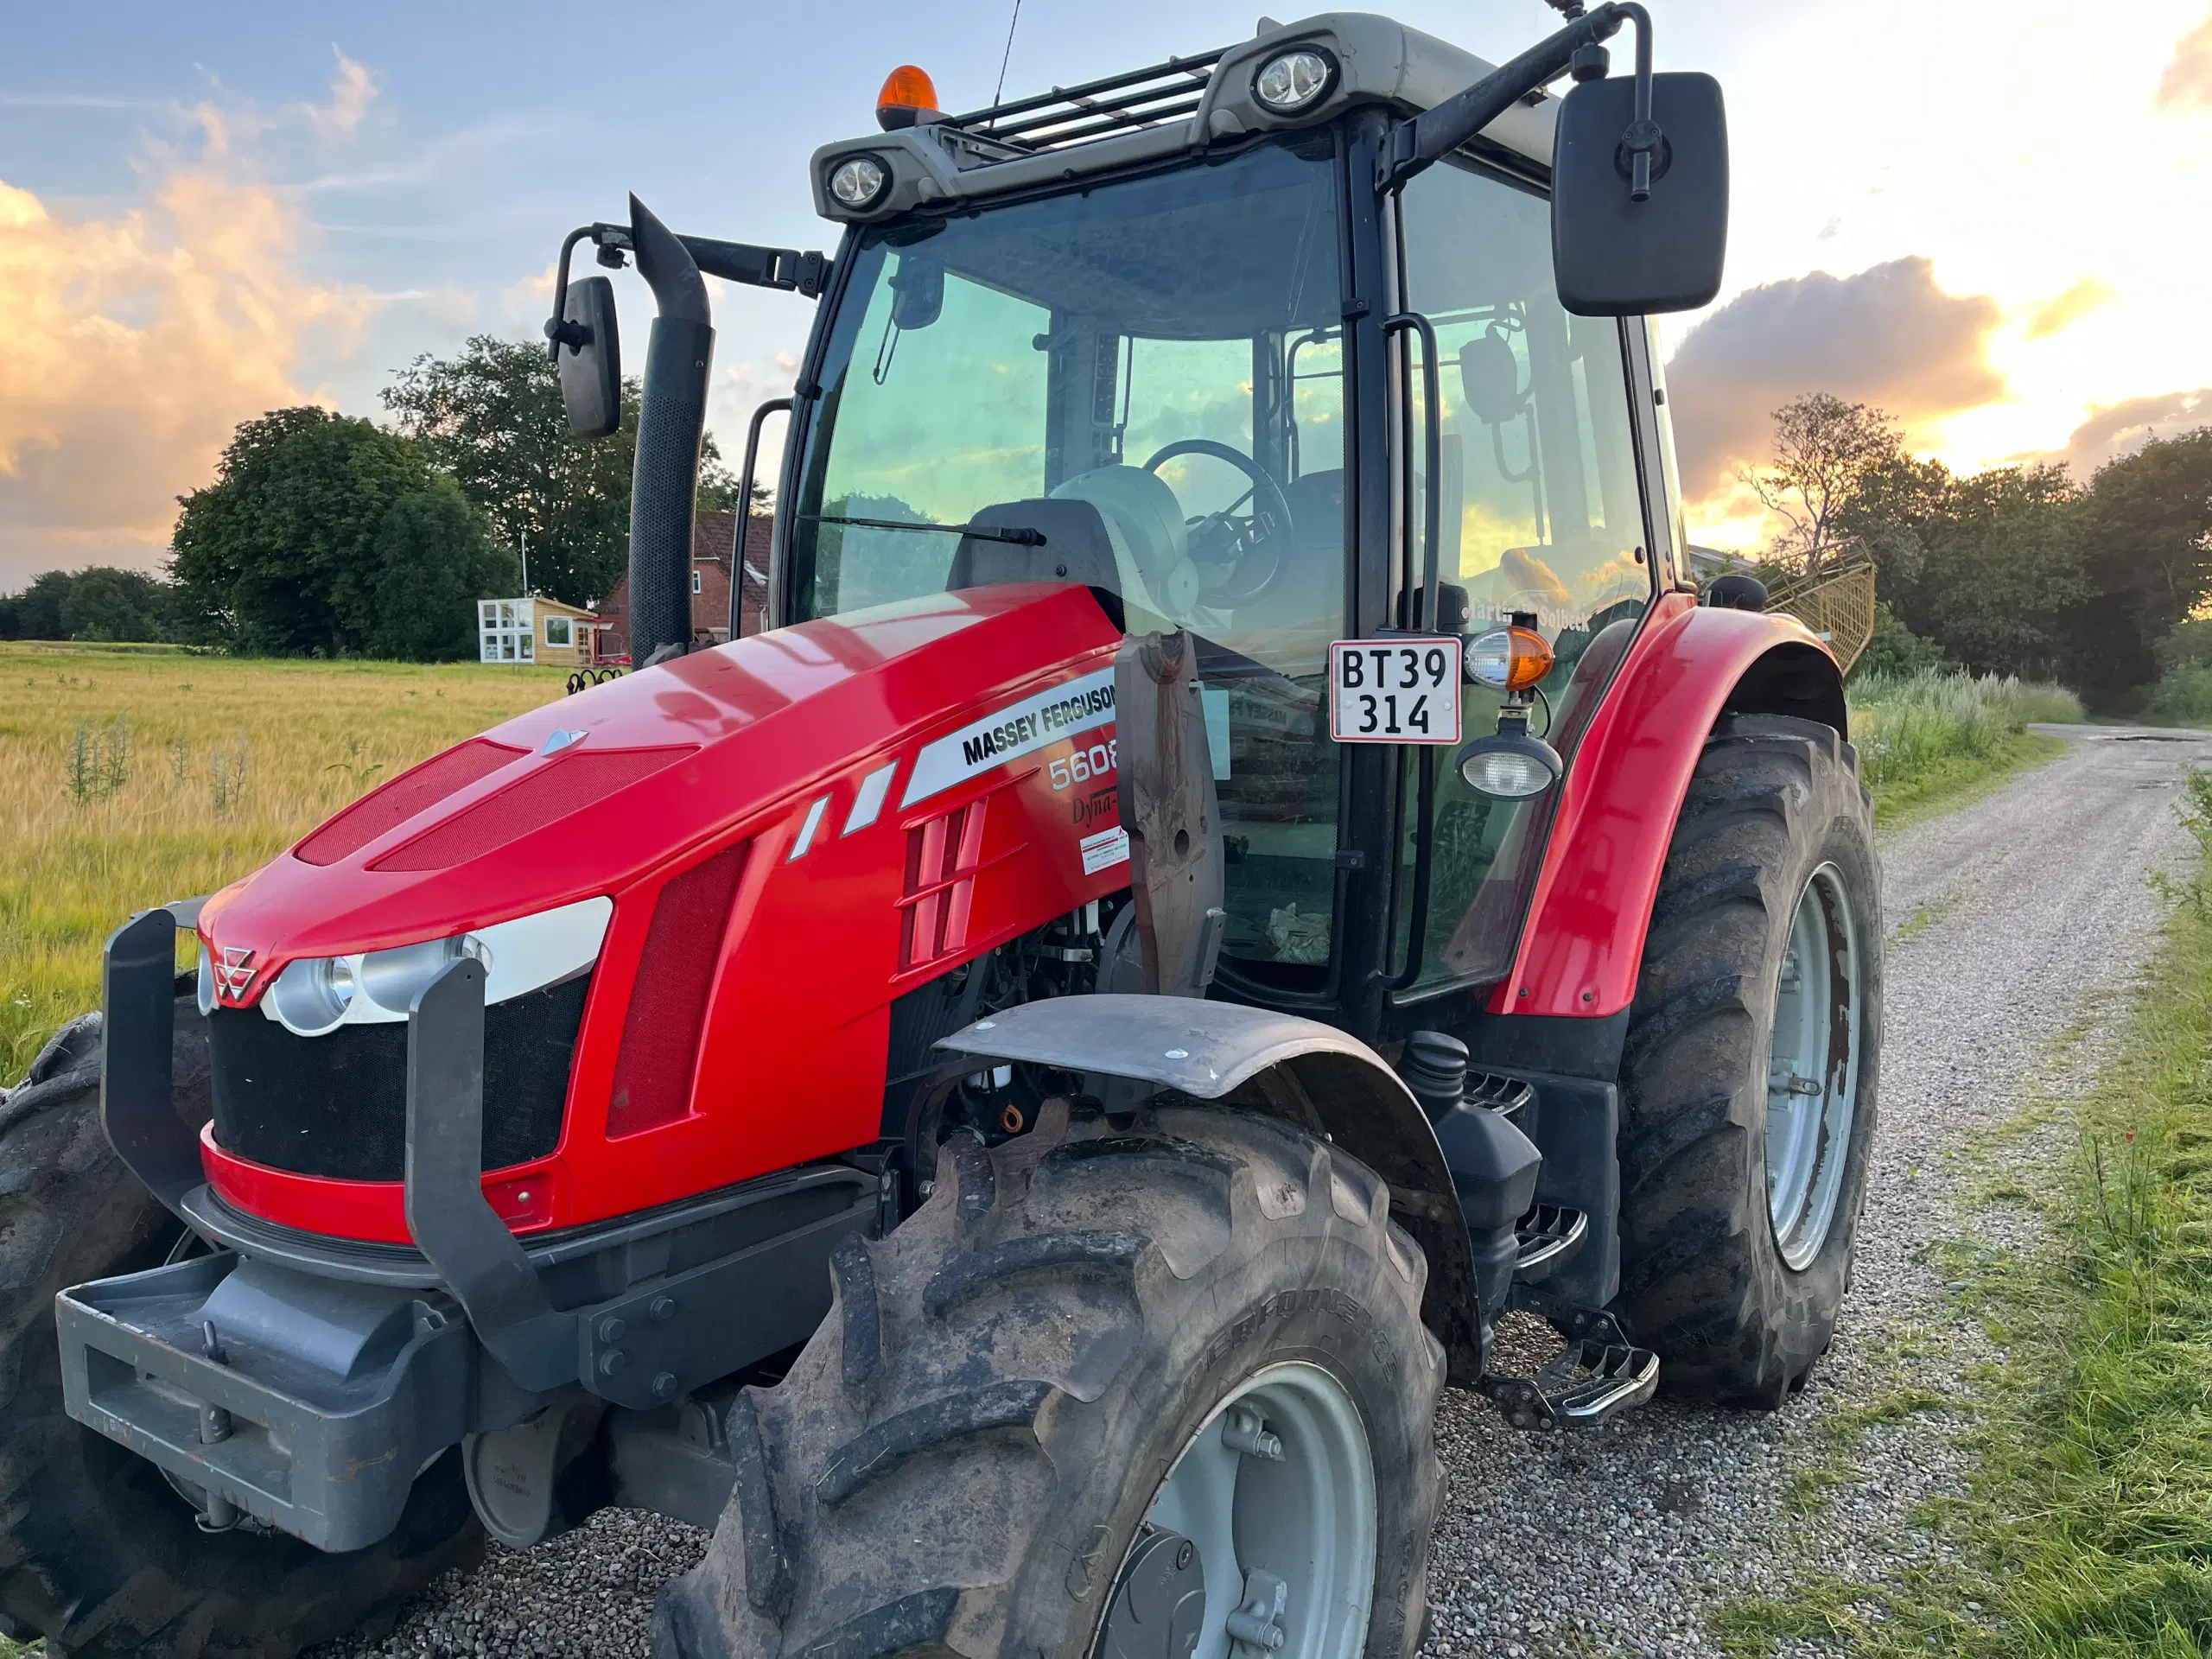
[0,336,752,660]
[1745,392,2212,709]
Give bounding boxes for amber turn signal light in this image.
[876,65,940,130]
[1465,626,1555,692]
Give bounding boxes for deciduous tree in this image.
[2074,429,2212,696]
[168,407,509,658]
[383,335,753,608]
[1745,394,1904,576]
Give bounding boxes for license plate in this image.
[1327,636,1464,745]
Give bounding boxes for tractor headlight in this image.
[258,895,611,1037]
[828,153,891,211]
[1456,731,1565,801]
[1252,47,1338,115]
[196,941,217,1017]
[269,954,356,1036]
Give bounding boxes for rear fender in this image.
[938,995,1484,1383]
[1494,597,1845,1020]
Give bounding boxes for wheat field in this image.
[0,643,569,1084]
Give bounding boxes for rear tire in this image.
[0,1001,483,1657]
[653,1100,1443,1658]
[1617,715,1883,1405]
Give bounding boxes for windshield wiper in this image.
[802,512,1045,547]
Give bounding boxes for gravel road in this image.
[326,723,2212,1659]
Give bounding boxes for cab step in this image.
[1512,1203,1587,1281]
[1477,1307,1660,1431]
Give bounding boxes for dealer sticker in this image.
[1327,636,1464,745]
[1079,825,1130,874]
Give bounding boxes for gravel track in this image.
[324,724,2212,1659]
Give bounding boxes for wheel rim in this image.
[1103,1362,1377,1659]
[1764,861,1862,1270]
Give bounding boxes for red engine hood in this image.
[200,582,1122,988]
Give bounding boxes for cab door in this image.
[1382,150,1669,1007]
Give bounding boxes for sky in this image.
[2,0,2209,586]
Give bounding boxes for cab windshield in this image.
[790,136,1349,969]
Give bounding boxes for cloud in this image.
[303,50,377,137]
[1664,256,2005,500]
[0,92,381,588]
[2024,276,2118,340]
[2044,389,2212,478]
[2157,11,2212,111]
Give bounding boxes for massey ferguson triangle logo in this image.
[213,945,256,999]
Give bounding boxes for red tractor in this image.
[3,7,1879,1656]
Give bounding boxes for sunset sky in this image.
[3,0,2209,586]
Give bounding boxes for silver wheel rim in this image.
[1765,861,1862,1270]
[1120,1361,1377,1659]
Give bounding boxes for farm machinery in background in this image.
[2,7,1882,1656]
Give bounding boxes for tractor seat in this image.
[946,498,1122,603]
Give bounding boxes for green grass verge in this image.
[1847,668,2082,830]
[1864,729,2071,830]
[1716,771,2212,1656]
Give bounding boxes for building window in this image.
[691,569,702,594]
[544,615,573,647]
[478,596,538,665]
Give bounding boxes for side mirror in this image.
[1551,72,1728,316]
[890,257,944,330]
[1457,330,1526,426]
[556,275,622,438]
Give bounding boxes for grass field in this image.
[0,643,567,1084]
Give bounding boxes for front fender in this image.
[939,995,1485,1383]
[1493,598,1843,1020]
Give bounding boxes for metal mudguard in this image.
[938,994,1493,1383]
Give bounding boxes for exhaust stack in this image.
[626,195,713,665]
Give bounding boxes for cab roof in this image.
[810,11,1557,226]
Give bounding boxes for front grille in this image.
[207,975,589,1181]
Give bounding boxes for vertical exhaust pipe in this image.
[626,195,713,664]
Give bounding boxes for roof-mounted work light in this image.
[828,153,892,210]
[1252,46,1338,114]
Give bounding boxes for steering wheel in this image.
[1141,439,1296,607]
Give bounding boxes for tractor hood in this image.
[197,582,1122,1011]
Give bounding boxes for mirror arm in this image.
[550,224,829,361]
[545,221,637,362]
[1376,0,1653,194]
[679,237,833,301]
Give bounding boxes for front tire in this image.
[0,1001,483,1656]
[654,1100,1443,1658]
[1617,714,1883,1405]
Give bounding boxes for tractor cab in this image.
[757,12,1719,1029]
